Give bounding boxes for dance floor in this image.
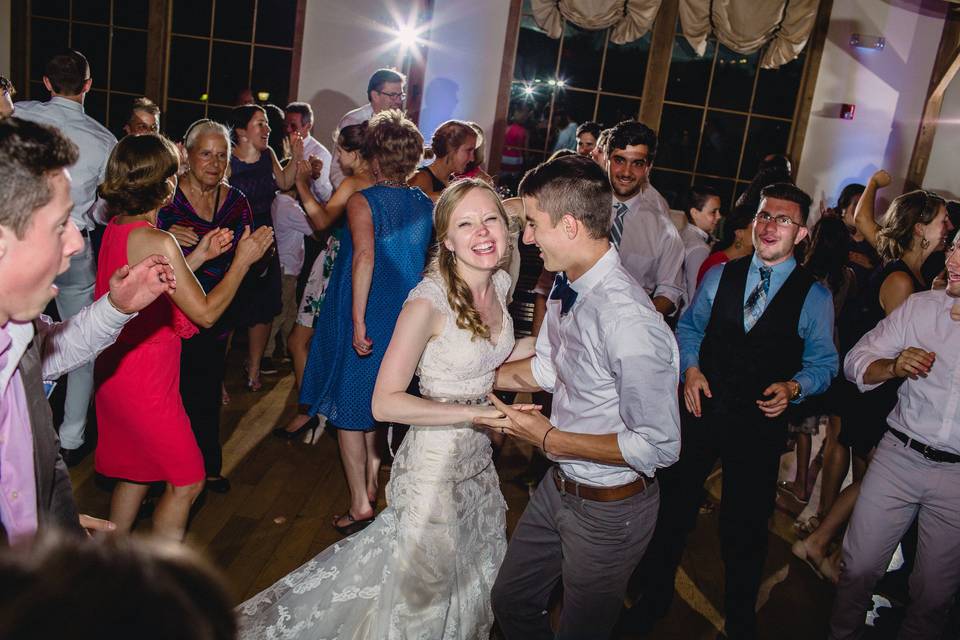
[67,349,915,639]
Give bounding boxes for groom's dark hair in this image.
[519,154,612,240]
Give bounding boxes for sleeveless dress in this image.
[300,185,434,430]
[230,153,283,327]
[93,219,204,486]
[237,270,514,639]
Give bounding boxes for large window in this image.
[16,0,303,141]
[164,0,299,139]
[26,0,151,138]
[508,8,651,168]
[652,24,807,213]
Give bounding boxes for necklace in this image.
[376,179,407,188]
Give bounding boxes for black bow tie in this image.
[550,273,578,316]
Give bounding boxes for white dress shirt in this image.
[14,97,117,231]
[531,247,681,486]
[302,134,333,203]
[615,186,685,306]
[330,103,374,189]
[679,222,711,309]
[270,192,314,276]
[0,296,133,393]
[845,289,960,455]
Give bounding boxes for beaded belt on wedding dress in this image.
[424,395,491,405]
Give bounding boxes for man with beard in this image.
[828,238,960,640]
[605,120,684,317]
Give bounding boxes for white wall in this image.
[796,0,946,211]
[296,0,511,159]
[923,59,960,199]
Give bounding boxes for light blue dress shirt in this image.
[676,254,838,400]
[14,97,117,230]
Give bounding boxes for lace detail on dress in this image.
[237,270,515,640]
[171,306,198,339]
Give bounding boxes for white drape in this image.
[531,0,662,45]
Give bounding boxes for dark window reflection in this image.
[73,0,110,24]
[740,117,790,180]
[709,46,756,112]
[110,29,148,94]
[558,23,604,90]
[84,89,108,125]
[164,99,207,140]
[109,95,132,137]
[650,169,692,210]
[514,16,559,83]
[754,53,805,118]
[596,94,640,128]
[167,36,210,100]
[553,90,596,127]
[30,18,69,84]
[697,110,746,178]
[252,47,292,106]
[214,0,255,41]
[602,34,650,97]
[206,104,235,127]
[32,0,69,19]
[114,0,149,29]
[71,23,110,90]
[657,104,702,172]
[209,42,251,104]
[508,84,552,153]
[255,0,297,46]
[172,0,212,36]
[665,36,714,106]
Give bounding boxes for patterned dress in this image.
[238,270,514,639]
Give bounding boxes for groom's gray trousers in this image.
[492,467,659,639]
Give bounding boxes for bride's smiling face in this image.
[443,188,507,272]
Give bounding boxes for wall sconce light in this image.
[850,34,885,50]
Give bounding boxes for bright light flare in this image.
[394,21,425,50]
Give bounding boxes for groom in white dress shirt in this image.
[477,155,681,639]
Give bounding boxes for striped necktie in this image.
[610,202,629,249]
[743,266,773,332]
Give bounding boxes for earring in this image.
[734,239,742,249]
[920,237,930,250]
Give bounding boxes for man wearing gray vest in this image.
[0,117,175,545]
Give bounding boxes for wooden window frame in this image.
[489,0,833,183]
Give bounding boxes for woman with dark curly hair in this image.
[93,134,273,541]
[299,110,434,535]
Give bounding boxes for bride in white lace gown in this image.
[238,179,531,639]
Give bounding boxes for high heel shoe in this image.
[272,415,320,440]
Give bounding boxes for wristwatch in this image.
[788,379,802,401]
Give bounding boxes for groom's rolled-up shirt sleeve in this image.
[530,317,556,393]
[605,312,681,475]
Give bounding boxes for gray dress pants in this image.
[492,468,659,639]
[829,432,960,639]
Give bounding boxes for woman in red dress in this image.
[94,134,274,541]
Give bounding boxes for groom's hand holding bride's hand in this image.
[473,393,549,447]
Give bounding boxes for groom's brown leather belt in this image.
[553,468,654,502]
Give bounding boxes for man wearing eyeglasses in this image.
[605,120,685,317]
[627,182,838,639]
[121,96,160,137]
[13,49,117,467]
[329,68,406,189]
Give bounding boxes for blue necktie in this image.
[550,273,578,316]
[744,266,772,331]
[610,202,628,249]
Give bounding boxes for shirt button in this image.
[10,490,18,499]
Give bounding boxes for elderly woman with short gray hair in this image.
[157,118,255,495]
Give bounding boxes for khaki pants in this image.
[266,274,298,358]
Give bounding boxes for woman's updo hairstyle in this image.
[336,122,368,153]
[876,189,946,260]
[430,120,476,158]
[98,134,179,218]
[361,109,423,181]
[429,178,511,341]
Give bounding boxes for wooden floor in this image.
[67,350,907,639]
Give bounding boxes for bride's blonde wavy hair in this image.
[428,178,515,341]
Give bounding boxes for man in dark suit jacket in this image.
[0,117,177,545]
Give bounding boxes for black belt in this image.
[888,428,960,463]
